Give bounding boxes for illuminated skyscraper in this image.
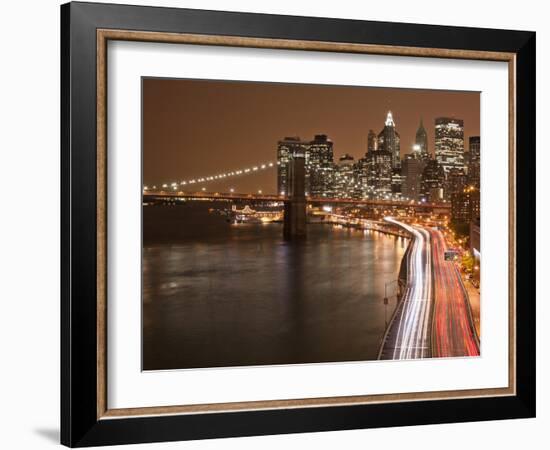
[467,136,480,188]
[445,167,467,200]
[367,129,377,153]
[366,150,393,197]
[434,117,465,173]
[377,111,401,169]
[401,152,427,201]
[277,137,306,196]
[391,169,404,198]
[307,134,334,197]
[451,187,480,222]
[334,154,356,198]
[421,158,445,202]
[354,153,370,198]
[415,118,429,158]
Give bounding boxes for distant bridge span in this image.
[143,190,451,210]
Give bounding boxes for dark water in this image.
[143,203,407,370]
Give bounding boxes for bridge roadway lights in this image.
[283,152,307,240]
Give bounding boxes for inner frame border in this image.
[96,28,516,420]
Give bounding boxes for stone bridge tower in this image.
[283,150,307,239]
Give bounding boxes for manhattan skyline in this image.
[143,78,480,193]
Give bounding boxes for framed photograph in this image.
[61,2,536,447]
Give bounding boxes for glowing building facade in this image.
[277,136,306,196]
[435,117,465,173]
[421,159,446,202]
[307,134,334,197]
[377,111,401,169]
[467,136,481,189]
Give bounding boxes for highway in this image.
[429,228,480,357]
[380,219,433,359]
[379,220,479,360]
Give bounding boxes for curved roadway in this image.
[428,228,480,357]
[379,218,433,360]
[379,219,479,360]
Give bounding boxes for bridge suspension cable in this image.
[144,160,278,191]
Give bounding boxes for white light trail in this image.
[385,217,433,360]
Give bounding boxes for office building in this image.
[401,154,427,201]
[377,111,401,169]
[435,117,465,173]
[451,187,480,222]
[415,119,429,158]
[366,150,393,197]
[421,158,445,202]
[445,167,467,200]
[467,136,481,188]
[277,136,306,196]
[334,154,356,198]
[307,134,335,197]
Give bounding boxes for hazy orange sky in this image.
[143,78,480,193]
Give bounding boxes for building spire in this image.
[385,111,395,127]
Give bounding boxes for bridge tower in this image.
[283,150,307,239]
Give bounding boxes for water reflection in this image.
[142,203,406,370]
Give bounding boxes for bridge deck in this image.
[143,191,450,209]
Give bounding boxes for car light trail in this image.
[384,218,433,360]
[429,228,480,357]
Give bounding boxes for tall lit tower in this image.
[334,154,356,198]
[366,150,393,197]
[421,159,445,202]
[415,118,429,158]
[467,136,480,188]
[434,117,465,173]
[367,129,377,153]
[307,134,334,197]
[277,137,305,196]
[377,111,401,169]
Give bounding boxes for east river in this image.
[143,203,407,370]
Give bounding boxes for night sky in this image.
[143,78,480,193]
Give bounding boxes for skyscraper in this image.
[277,137,306,196]
[451,187,480,223]
[391,168,404,198]
[467,136,480,188]
[401,153,427,201]
[367,129,377,153]
[421,158,445,202]
[415,118,429,158]
[307,134,334,197]
[366,150,393,197]
[445,167,467,200]
[434,117,465,173]
[377,111,401,169]
[354,154,370,199]
[334,154,356,198]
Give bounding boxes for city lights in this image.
[152,160,277,190]
[140,76,483,371]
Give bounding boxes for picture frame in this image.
[61,1,535,446]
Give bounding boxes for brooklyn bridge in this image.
[143,152,450,239]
